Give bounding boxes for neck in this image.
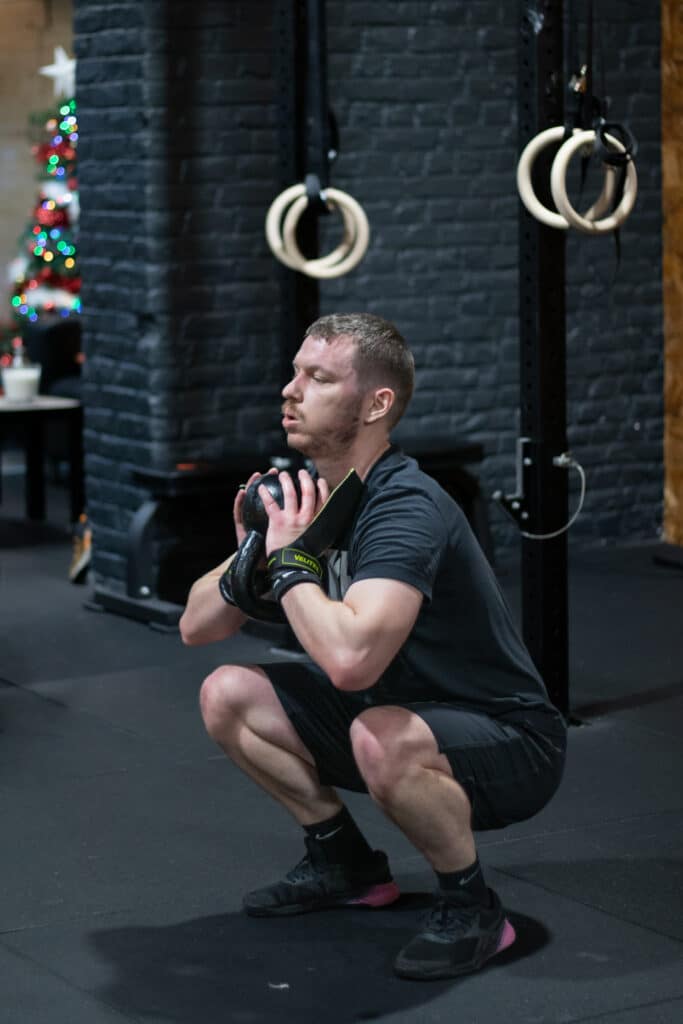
[314,437,391,489]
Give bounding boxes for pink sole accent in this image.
[496,918,517,953]
[345,881,401,908]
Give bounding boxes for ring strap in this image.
[595,120,638,270]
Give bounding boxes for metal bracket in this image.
[492,437,534,527]
[493,437,570,532]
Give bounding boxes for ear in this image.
[364,386,395,424]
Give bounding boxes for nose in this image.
[282,370,302,401]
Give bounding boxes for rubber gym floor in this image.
[1,468,682,1024]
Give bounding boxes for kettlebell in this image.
[242,472,302,534]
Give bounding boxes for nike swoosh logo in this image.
[314,825,343,841]
[459,867,482,887]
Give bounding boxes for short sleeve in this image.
[349,486,448,600]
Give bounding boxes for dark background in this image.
[72,0,662,595]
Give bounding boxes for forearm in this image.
[280,583,377,690]
[179,554,247,645]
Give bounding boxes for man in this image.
[180,312,566,981]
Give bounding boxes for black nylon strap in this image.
[566,0,635,279]
[267,546,324,579]
[270,568,324,603]
[583,0,593,130]
[594,120,637,276]
[305,0,332,206]
[268,546,324,602]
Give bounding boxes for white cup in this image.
[2,365,41,401]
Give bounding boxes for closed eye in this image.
[291,362,334,384]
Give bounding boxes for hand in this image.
[233,469,277,546]
[258,469,330,555]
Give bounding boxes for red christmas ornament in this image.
[34,204,69,228]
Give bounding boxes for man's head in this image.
[303,312,414,429]
[280,313,414,463]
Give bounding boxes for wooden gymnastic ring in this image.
[265,183,359,273]
[516,126,617,230]
[281,192,357,271]
[266,185,316,271]
[550,128,638,234]
[280,192,358,275]
[281,186,369,279]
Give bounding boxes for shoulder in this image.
[347,451,453,598]
[356,448,453,530]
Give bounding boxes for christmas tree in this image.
[2,47,80,370]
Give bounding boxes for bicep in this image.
[340,577,423,687]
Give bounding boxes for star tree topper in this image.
[39,46,76,98]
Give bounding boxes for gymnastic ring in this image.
[280,192,359,275]
[550,128,638,234]
[516,126,617,230]
[266,184,357,272]
[281,186,370,279]
[282,192,360,272]
[266,185,314,271]
[266,183,370,277]
[265,184,360,273]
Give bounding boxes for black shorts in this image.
[261,661,567,832]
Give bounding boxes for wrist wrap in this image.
[267,546,324,602]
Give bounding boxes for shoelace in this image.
[421,897,476,939]
[285,855,316,884]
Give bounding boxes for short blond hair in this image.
[305,312,414,427]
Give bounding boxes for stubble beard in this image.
[285,395,363,460]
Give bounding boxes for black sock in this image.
[303,806,374,865]
[436,858,489,905]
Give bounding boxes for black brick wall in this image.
[73,0,662,594]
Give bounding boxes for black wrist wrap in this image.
[218,563,237,606]
[267,547,324,602]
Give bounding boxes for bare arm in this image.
[255,468,422,687]
[280,577,423,690]
[179,470,266,645]
[179,551,248,645]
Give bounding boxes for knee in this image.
[349,707,410,802]
[199,664,248,743]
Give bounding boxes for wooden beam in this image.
[662,0,683,546]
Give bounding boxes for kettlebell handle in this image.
[230,530,286,623]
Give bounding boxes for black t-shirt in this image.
[325,446,557,720]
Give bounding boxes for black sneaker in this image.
[243,838,400,917]
[393,888,516,980]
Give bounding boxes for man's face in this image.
[281,334,365,459]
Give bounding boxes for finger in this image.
[257,482,280,518]
[278,471,298,511]
[240,471,265,491]
[298,469,317,520]
[235,471,263,522]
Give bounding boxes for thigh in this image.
[406,703,566,831]
[260,661,371,792]
[204,663,316,765]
